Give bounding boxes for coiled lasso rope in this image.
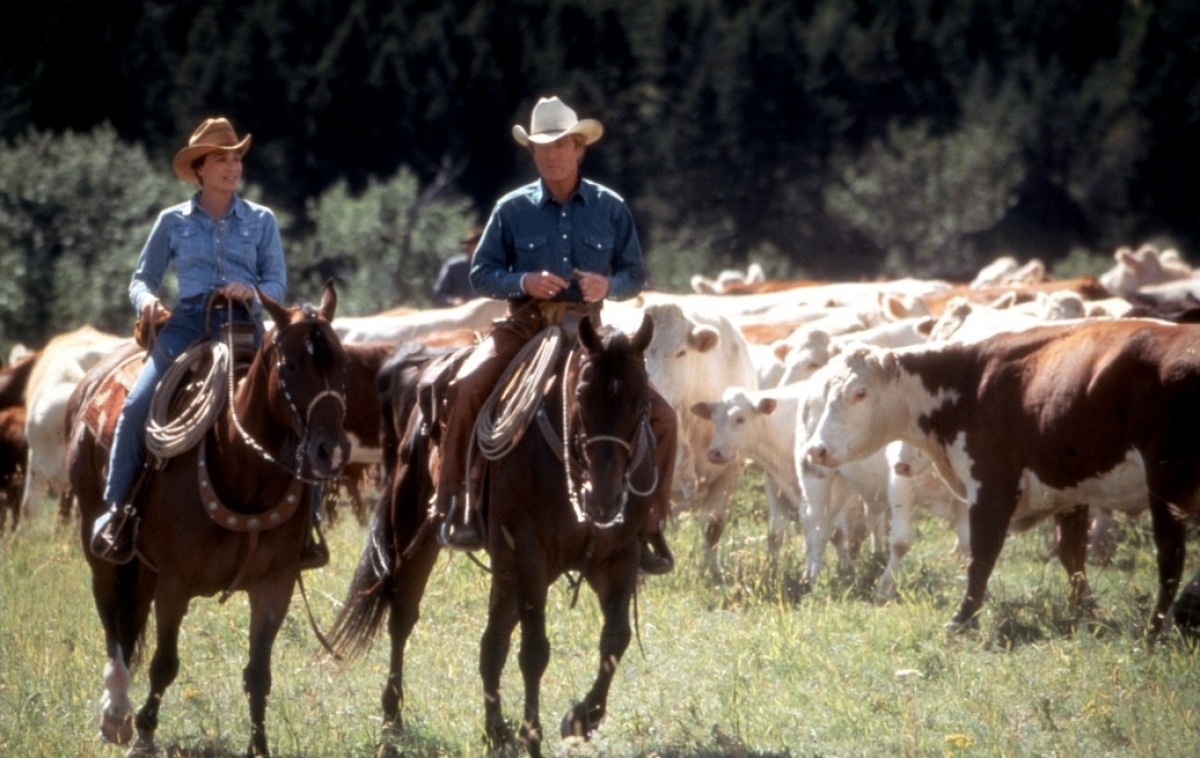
[472,326,563,464]
[144,339,230,462]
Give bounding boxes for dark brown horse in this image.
[66,282,349,758]
[329,314,658,757]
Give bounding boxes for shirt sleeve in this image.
[604,200,645,301]
[254,208,288,304]
[128,211,171,314]
[469,209,526,299]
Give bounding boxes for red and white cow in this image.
[803,319,1200,634]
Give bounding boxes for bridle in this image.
[226,312,348,484]
[563,344,658,527]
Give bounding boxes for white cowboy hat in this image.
[171,117,252,185]
[512,96,603,147]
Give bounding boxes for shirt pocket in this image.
[512,233,550,268]
[582,233,615,255]
[169,227,208,281]
[581,233,615,271]
[228,219,260,262]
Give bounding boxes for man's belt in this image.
[507,299,602,327]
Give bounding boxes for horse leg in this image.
[129,578,189,757]
[513,558,552,757]
[480,571,521,752]
[382,538,441,731]
[561,553,637,742]
[92,563,148,745]
[86,539,153,746]
[243,578,295,758]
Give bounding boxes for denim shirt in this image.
[469,178,645,302]
[128,193,287,316]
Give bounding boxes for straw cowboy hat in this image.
[512,96,603,147]
[171,117,252,185]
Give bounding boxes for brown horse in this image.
[329,314,658,757]
[66,282,349,758]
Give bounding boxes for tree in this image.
[0,125,177,356]
[290,165,477,315]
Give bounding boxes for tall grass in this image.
[1,474,1196,757]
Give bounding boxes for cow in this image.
[20,326,127,520]
[0,405,27,533]
[609,301,759,582]
[325,340,396,525]
[1098,244,1193,297]
[332,298,506,344]
[690,384,887,588]
[0,352,39,409]
[802,319,1200,635]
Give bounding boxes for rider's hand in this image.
[217,283,255,303]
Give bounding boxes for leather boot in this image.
[90,504,138,565]
[298,522,330,570]
[438,494,484,551]
[640,529,675,575]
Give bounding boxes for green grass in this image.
[1,475,1196,757]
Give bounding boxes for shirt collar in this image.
[533,178,592,208]
[184,192,245,219]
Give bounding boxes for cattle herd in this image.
[2,244,1199,640]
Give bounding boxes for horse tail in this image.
[328,431,437,660]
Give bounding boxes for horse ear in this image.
[259,289,291,328]
[318,279,338,321]
[579,315,601,352]
[632,312,653,353]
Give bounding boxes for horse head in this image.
[259,280,351,481]
[572,313,655,526]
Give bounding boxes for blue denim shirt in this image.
[469,178,645,302]
[128,193,287,316]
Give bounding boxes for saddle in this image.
[81,325,259,457]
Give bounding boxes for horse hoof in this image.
[943,615,980,634]
[98,710,133,746]
[127,732,159,757]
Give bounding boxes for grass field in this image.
[1,471,1197,757]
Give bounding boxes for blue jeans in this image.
[103,300,261,506]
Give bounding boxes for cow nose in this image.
[806,443,829,466]
[707,449,727,465]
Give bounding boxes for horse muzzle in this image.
[306,432,351,480]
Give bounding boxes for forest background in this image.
[2,0,1198,356]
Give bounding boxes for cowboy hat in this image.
[512,96,603,147]
[171,117,252,185]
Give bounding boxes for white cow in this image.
[690,380,904,591]
[617,301,759,582]
[21,326,127,520]
[332,298,506,344]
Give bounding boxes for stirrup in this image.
[437,495,484,551]
[90,504,139,565]
[298,523,330,570]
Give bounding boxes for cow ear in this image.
[689,401,713,420]
[632,312,653,353]
[688,325,720,353]
[260,289,290,328]
[318,279,338,322]
[757,397,778,415]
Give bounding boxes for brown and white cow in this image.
[803,318,1200,635]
